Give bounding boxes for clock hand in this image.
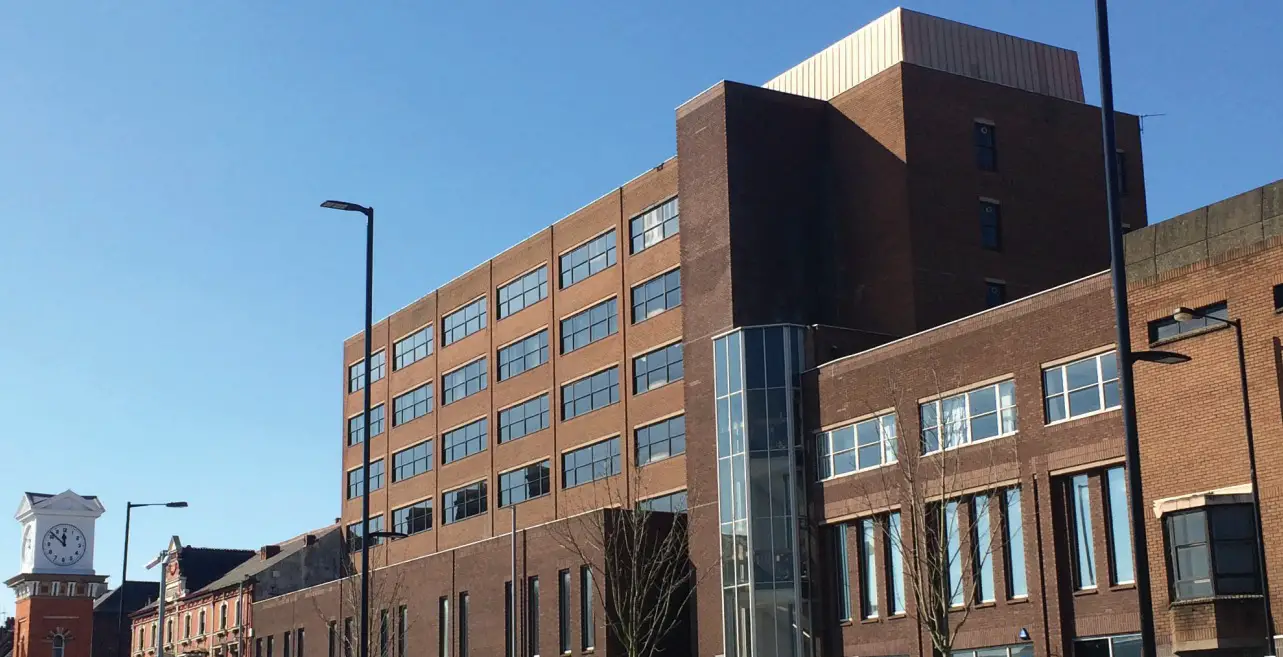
[55,532,67,547]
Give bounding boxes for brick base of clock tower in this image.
[6,573,107,657]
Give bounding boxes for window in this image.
[347,516,384,552]
[347,405,385,446]
[561,298,617,354]
[1071,474,1097,589]
[636,415,685,465]
[184,615,192,639]
[580,566,595,651]
[1044,351,1119,422]
[818,413,897,479]
[392,499,433,537]
[267,636,274,657]
[923,382,1021,454]
[498,395,550,443]
[860,518,879,618]
[945,500,964,606]
[283,628,291,657]
[1115,151,1129,197]
[499,460,551,506]
[973,495,995,603]
[394,326,433,370]
[633,342,683,393]
[443,298,487,346]
[1166,504,1259,600]
[1148,301,1228,343]
[558,570,571,655]
[528,577,540,657]
[349,351,387,393]
[393,383,433,426]
[458,592,469,657]
[442,418,487,464]
[236,599,242,625]
[139,627,145,651]
[834,523,852,620]
[561,367,620,420]
[974,121,997,171]
[438,597,450,657]
[443,481,487,524]
[1075,634,1142,657]
[347,460,384,499]
[498,330,549,381]
[1274,284,1283,313]
[497,266,548,319]
[255,639,262,657]
[344,619,352,657]
[630,197,679,253]
[220,603,228,630]
[887,511,906,614]
[559,231,616,288]
[392,440,433,482]
[980,201,1002,250]
[638,490,688,513]
[379,609,388,657]
[328,622,336,657]
[563,437,621,488]
[1005,488,1028,598]
[505,581,514,657]
[396,607,405,657]
[298,629,305,657]
[442,358,487,405]
[985,281,1007,308]
[153,623,158,648]
[953,644,1035,657]
[1105,467,1135,585]
[630,269,681,323]
[52,635,64,657]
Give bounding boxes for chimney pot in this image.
[259,545,280,560]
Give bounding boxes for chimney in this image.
[259,545,280,560]
[304,534,317,546]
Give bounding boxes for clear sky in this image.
[1,1,1280,618]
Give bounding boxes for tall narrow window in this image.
[283,629,291,657]
[973,494,996,603]
[985,280,1007,308]
[328,622,336,657]
[860,518,879,618]
[438,597,450,657]
[974,121,997,171]
[297,629,305,657]
[343,618,353,657]
[1105,467,1135,585]
[980,200,1002,250]
[1005,488,1029,598]
[833,523,851,620]
[51,635,64,657]
[580,567,595,651]
[458,592,469,657]
[267,636,275,657]
[1072,474,1098,589]
[236,600,242,626]
[379,609,389,657]
[558,570,571,655]
[528,577,540,657]
[504,581,514,657]
[887,512,906,614]
[220,603,228,630]
[945,501,964,606]
[397,607,406,657]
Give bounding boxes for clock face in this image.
[43,523,87,566]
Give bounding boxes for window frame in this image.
[497,330,549,381]
[632,342,684,394]
[442,418,487,465]
[562,436,621,489]
[392,440,433,482]
[496,265,549,320]
[974,121,997,172]
[442,358,488,405]
[635,414,685,466]
[442,480,488,525]
[498,460,552,507]
[980,200,1002,251]
[817,412,898,480]
[392,382,433,427]
[1147,301,1228,344]
[559,230,617,289]
[1165,504,1260,601]
[348,350,387,394]
[560,367,620,421]
[392,498,433,537]
[630,268,681,324]
[920,379,1017,455]
[393,325,433,371]
[560,298,618,354]
[442,297,488,347]
[1043,351,1120,425]
[629,197,679,254]
[1070,474,1098,590]
[347,404,386,446]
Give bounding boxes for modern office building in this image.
[250,7,1205,657]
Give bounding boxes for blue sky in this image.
[1,1,1279,617]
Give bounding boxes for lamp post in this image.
[1172,306,1275,650]
[117,502,187,657]
[1093,1,1157,654]
[321,199,375,657]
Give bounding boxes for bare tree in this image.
[547,467,705,657]
[312,541,417,657]
[842,368,1023,657]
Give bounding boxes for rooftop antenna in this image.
[1138,112,1166,134]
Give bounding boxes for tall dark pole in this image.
[1094,2,1157,656]
[116,504,133,657]
[360,206,374,657]
[1229,319,1275,651]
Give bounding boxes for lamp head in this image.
[1173,307,1197,322]
[166,502,189,508]
[320,200,371,215]
[1131,350,1192,365]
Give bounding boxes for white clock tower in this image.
[6,491,108,657]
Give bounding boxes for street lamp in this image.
[1172,306,1274,650]
[321,199,375,657]
[117,502,187,657]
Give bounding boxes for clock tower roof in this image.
[15,490,105,521]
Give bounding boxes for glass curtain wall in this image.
[714,325,813,657]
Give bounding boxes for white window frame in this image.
[817,412,897,481]
[920,380,1017,455]
[1044,351,1119,425]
